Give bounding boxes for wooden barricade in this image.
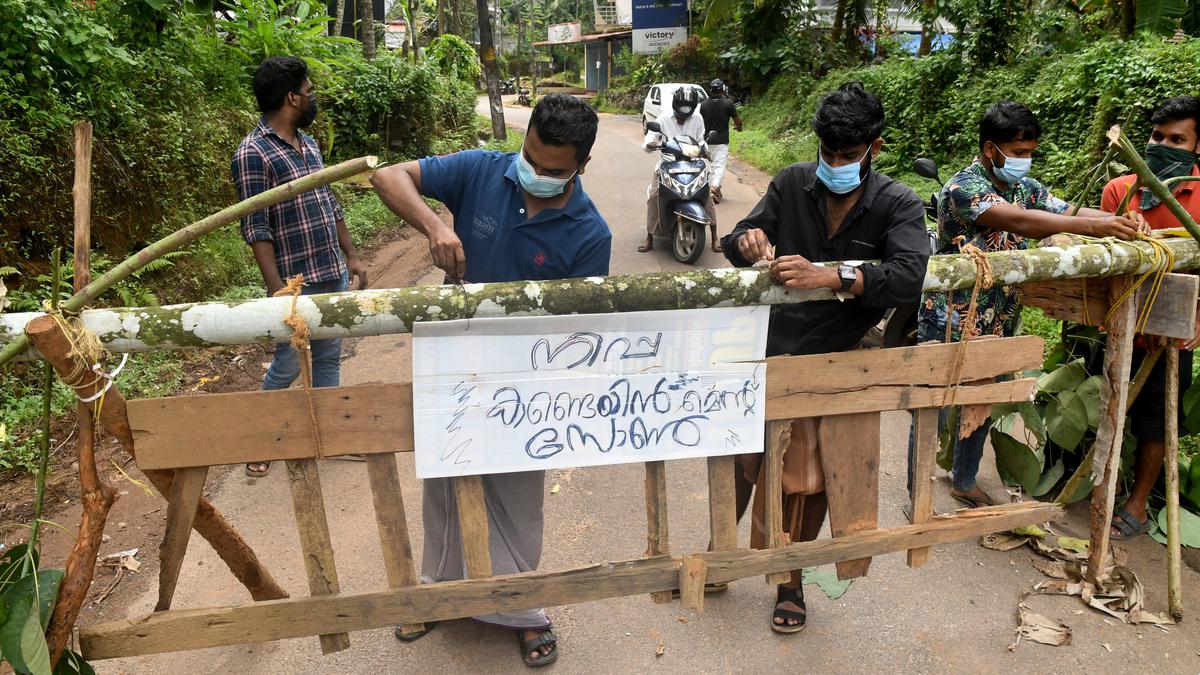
[77,336,1055,661]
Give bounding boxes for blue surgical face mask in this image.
[816,147,870,195]
[515,152,575,198]
[991,147,1032,184]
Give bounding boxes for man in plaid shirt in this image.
[231,56,367,477]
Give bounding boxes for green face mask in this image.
[1140,143,1198,211]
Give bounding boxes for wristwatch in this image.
[837,264,857,292]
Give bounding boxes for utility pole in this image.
[476,0,508,140]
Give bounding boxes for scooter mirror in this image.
[913,158,941,183]
[646,121,662,134]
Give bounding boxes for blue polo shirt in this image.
[418,150,612,283]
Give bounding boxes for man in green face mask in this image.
[1100,95,1200,540]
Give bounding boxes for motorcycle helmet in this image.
[709,79,725,94]
[672,87,699,118]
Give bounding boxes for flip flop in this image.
[517,628,558,667]
[771,584,806,634]
[637,238,654,253]
[950,489,994,509]
[1110,508,1152,540]
[394,621,438,642]
[245,461,271,477]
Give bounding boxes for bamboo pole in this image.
[1106,125,1200,240]
[0,155,379,366]
[5,237,1200,359]
[46,121,119,668]
[1165,345,1183,621]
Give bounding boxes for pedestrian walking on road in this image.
[700,78,741,205]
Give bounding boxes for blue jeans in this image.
[263,275,348,391]
[905,321,990,495]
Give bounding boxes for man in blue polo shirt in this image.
[370,94,610,667]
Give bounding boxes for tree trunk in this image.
[360,0,377,58]
[333,0,346,36]
[450,0,463,36]
[408,0,419,60]
[476,0,508,140]
[831,0,850,42]
[438,0,447,34]
[6,238,1200,357]
[917,0,935,55]
[1120,0,1135,38]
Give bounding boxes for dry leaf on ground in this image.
[1016,602,1072,646]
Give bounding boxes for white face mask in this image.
[515,152,575,198]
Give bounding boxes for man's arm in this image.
[334,219,368,289]
[731,102,742,132]
[857,191,930,307]
[975,178,1139,240]
[370,160,467,280]
[722,175,783,266]
[231,146,285,295]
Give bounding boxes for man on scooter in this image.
[638,87,720,253]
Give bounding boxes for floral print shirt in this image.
[918,159,1069,341]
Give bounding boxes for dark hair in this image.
[811,82,885,150]
[528,94,599,163]
[253,57,309,114]
[979,100,1041,150]
[1150,96,1200,136]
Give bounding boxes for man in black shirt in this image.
[699,79,741,205]
[720,82,929,635]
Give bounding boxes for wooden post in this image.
[366,454,425,634]
[764,420,791,585]
[821,412,882,579]
[47,119,119,667]
[284,459,350,653]
[706,455,737,552]
[1086,277,1138,585]
[454,475,493,579]
[1165,345,1184,621]
[678,555,707,611]
[154,467,208,611]
[644,461,672,603]
[907,408,938,568]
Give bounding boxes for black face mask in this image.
[1140,142,1198,210]
[297,92,318,129]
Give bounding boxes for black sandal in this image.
[394,621,438,642]
[771,584,807,634]
[518,628,558,667]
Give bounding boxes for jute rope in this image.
[276,275,327,460]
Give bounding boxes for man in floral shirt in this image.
[912,100,1139,508]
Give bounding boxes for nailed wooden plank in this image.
[1020,274,1197,338]
[679,555,707,611]
[1087,278,1138,586]
[284,458,349,654]
[907,409,939,568]
[764,420,790,585]
[820,412,880,580]
[1164,346,1184,621]
[131,341,1040,471]
[365,454,424,636]
[454,475,492,579]
[706,455,737,552]
[79,502,1059,661]
[644,460,671,603]
[154,466,207,612]
[131,383,412,470]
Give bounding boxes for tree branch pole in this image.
[1165,345,1183,621]
[23,317,289,603]
[47,121,118,668]
[1106,125,1200,241]
[0,156,379,367]
[4,237,1200,358]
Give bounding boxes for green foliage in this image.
[426,34,481,83]
[217,0,357,83]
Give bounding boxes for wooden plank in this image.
[820,412,880,580]
[154,466,207,612]
[907,409,938,568]
[643,460,671,603]
[131,382,412,469]
[763,420,790,585]
[365,454,424,635]
[678,555,707,611]
[706,455,737,551]
[79,502,1060,661]
[131,342,1040,471]
[284,458,349,654]
[1087,278,1138,586]
[453,475,492,579]
[1164,346,1184,621]
[1020,274,1197,338]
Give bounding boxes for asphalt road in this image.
[94,102,1200,674]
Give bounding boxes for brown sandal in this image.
[637,236,653,253]
[245,461,271,477]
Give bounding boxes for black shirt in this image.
[699,98,738,145]
[720,162,929,357]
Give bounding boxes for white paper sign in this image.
[412,307,768,478]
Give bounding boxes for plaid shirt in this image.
[231,118,346,284]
